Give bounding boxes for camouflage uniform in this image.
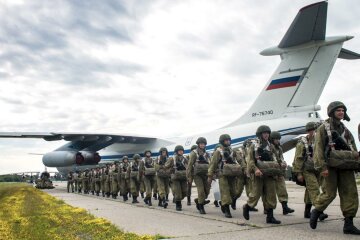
[73,171,79,192]
[120,158,131,201]
[82,170,90,194]
[128,155,141,203]
[139,151,156,206]
[243,126,281,224]
[166,147,188,211]
[67,172,74,193]
[208,134,240,218]
[111,163,119,199]
[155,148,170,208]
[90,169,95,195]
[77,171,83,193]
[310,102,360,234]
[100,168,107,197]
[94,169,101,196]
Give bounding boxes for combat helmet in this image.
[305,122,317,131]
[196,137,207,145]
[133,154,141,160]
[174,145,184,153]
[219,134,231,145]
[270,131,281,140]
[144,150,152,155]
[190,145,197,151]
[256,125,271,137]
[159,147,169,156]
[327,101,350,121]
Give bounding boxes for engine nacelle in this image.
[42,151,85,167]
[80,151,101,165]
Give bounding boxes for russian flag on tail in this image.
[266,76,301,90]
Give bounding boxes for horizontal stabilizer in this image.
[338,48,360,60]
[278,1,327,48]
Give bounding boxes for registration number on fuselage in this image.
[252,110,273,117]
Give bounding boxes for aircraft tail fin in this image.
[225,1,359,127]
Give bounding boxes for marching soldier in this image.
[120,156,131,201]
[100,166,107,197]
[243,126,281,224]
[77,170,83,193]
[292,122,328,220]
[104,165,111,198]
[111,161,120,199]
[82,169,90,194]
[271,131,295,215]
[165,145,188,211]
[155,147,171,208]
[208,134,242,218]
[74,170,79,192]
[128,154,142,203]
[94,167,101,196]
[67,171,74,193]
[90,168,95,195]
[140,150,156,206]
[187,138,211,214]
[310,101,360,235]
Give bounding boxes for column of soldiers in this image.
[66,101,360,235]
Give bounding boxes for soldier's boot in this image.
[310,209,321,229]
[132,196,139,204]
[249,206,258,212]
[106,192,110,198]
[148,198,152,206]
[231,198,237,210]
[123,195,127,202]
[266,209,281,224]
[204,199,210,205]
[281,201,295,215]
[141,192,144,199]
[187,196,191,206]
[113,194,117,199]
[144,197,149,205]
[92,191,94,195]
[96,192,99,196]
[243,204,251,220]
[194,198,200,211]
[153,193,158,200]
[163,199,168,209]
[165,194,169,202]
[343,217,360,235]
[263,209,268,215]
[304,204,312,218]
[224,205,232,218]
[158,197,163,207]
[214,200,219,207]
[319,212,328,221]
[176,201,182,211]
[199,204,206,215]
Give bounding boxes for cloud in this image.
[1,0,360,174]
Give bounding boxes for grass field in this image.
[0,183,162,240]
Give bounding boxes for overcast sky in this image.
[0,0,359,174]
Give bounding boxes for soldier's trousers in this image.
[78,180,83,192]
[275,176,288,203]
[144,176,156,198]
[95,180,101,193]
[130,177,140,197]
[111,178,119,195]
[90,180,95,192]
[187,179,192,198]
[104,179,111,194]
[140,180,145,194]
[314,168,358,218]
[247,176,277,210]
[303,170,324,204]
[153,178,158,194]
[157,176,170,199]
[67,181,74,192]
[219,175,237,205]
[194,175,210,204]
[235,176,245,199]
[101,180,106,193]
[172,179,187,201]
[82,179,89,192]
[120,177,130,196]
[74,180,78,192]
[245,175,253,197]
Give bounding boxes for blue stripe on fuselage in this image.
[99,126,305,161]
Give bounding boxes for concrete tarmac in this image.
[44,181,360,239]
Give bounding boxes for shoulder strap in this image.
[324,121,335,151]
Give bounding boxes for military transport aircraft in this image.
[0,1,359,174]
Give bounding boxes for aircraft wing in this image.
[0,132,171,144]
